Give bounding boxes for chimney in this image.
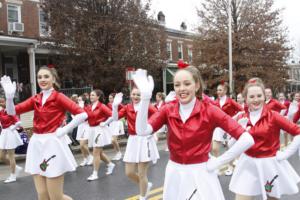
[180,22,187,31]
[157,11,165,26]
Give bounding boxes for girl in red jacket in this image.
[1,66,87,200]
[0,97,23,183]
[230,78,300,200]
[212,82,243,157]
[132,67,254,200]
[85,89,115,181]
[107,93,125,161]
[112,87,159,200]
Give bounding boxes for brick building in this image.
[0,1,195,98]
[0,0,53,101]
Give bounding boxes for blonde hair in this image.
[38,66,61,90]
[242,77,265,99]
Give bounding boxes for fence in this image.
[59,87,93,97]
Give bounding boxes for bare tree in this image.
[42,0,167,94]
[193,0,291,94]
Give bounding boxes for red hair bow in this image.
[220,80,225,85]
[47,64,55,68]
[248,79,256,84]
[177,60,189,69]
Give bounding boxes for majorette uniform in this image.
[293,102,300,124]
[149,98,245,200]
[117,103,159,163]
[14,90,84,177]
[287,100,299,122]
[213,95,243,142]
[265,98,286,113]
[0,110,23,149]
[107,103,125,136]
[85,102,112,148]
[76,102,89,141]
[230,105,300,200]
[279,99,290,116]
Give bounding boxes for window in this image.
[178,43,183,59]
[167,41,172,60]
[188,48,193,62]
[39,9,49,36]
[7,4,21,23]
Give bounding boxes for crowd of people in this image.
[0,63,300,200]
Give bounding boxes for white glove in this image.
[56,112,88,138]
[132,69,154,100]
[165,91,176,103]
[237,117,248,129]
[55,127,67,138]
[100,117,113,127]
[113,93,123,107]
[276,135,300,161]
[9,121,21,131]
[206,156,219,174]
[207,132,254,172]
[0,76,16,99]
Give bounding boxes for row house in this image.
[0,1,195,99]
[157,11,195,94]
[0,0,54,101]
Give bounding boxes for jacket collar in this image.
[34,90,57,105]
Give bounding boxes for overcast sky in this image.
[149,0,300,62]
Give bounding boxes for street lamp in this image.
[228,0,233,96]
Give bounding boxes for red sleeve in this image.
[13,115,19,123]
[208,105,245,139]
[273,111,300,136]
[231,99,244,111]
[149,105,168,132]
[148,105,157,117]
[118,105,127,119]
[293,104,300,123]
[276,101,286,110]
[101,104,112,118]
[57,93,84,115]
[15,97,35,115]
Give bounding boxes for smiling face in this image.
[0,98,5,109]
[37,69,54,90]
[108,95,114,104]
[278,93,285,102]
[294,93,300,102]
[237,93,244,105]
[217,85,227,98]
[246,86,265,111]
[265,88,272,101]
[173,70,200,105]
[130,88,141,104]
[90,91,99,103]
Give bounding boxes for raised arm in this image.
[132,69,154,136]
[0,76,16,115]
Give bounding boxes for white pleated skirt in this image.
[123,135,160,163]
[0,128,23,149]
[212,127,226,142]
[229,154,300,200]
[163,160,225,200]
[25,133,77,178]
[76,122,89,141]
[109,120,125,136]
[89,126,112,148]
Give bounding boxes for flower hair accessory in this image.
[177,60,189,69]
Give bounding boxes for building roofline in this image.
[0,35,38,47]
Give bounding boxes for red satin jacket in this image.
[15,91,84,134]
[238,105,300,158]
[0,110,19,129]
[214,96,243,117]
[265,98,286,113]
[85,102,112,127]
[149,99,245,164]
[118,103,156,135]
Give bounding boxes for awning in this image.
[0,35,38,47]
